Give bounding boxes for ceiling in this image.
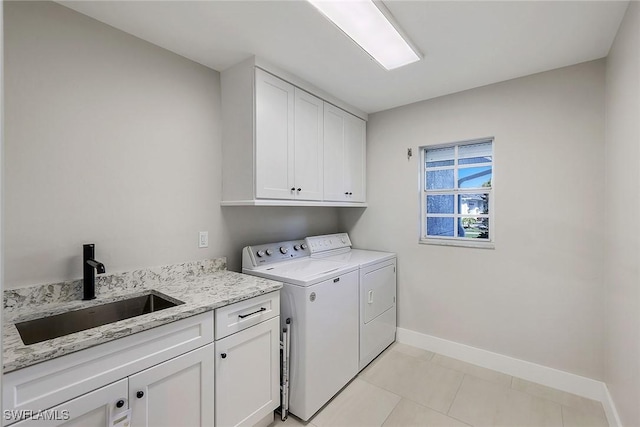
[59,1,629,114]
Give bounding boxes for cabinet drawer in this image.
[215,291,279,339]
[3,312,214,423]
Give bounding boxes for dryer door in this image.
[362,262,396,324]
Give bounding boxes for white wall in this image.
[3,1,339,288]
[341,60,606,380]
[604,2,640,425]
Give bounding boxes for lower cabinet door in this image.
[215,317,280,427]
[129,343,214,427]
[10,379,128,427]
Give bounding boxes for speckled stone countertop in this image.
[3,258,282,373]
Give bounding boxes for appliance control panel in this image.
[306,233,352,254]
[244,240,309,267]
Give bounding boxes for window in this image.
[420,138,494,248]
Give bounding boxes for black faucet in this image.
[83,244,106,300]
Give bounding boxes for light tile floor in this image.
[270,343,608,427]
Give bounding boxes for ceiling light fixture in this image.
[307,0,421,71]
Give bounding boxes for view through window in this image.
[420,139,494,247]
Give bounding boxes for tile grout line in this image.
[378,392,403,427]
[359,372,465,422]
[446,372,467,415]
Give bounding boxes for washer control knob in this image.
[256,250,265,258]
[265,249,273,256]
[294,245,301,251]
[280,247,288,254]
[301,243,308,250]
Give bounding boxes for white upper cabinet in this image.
[293,88,324,201]
[254,70,324,201]
[324,104,366,202]
[221,57,367,206]
[255,70,295,199]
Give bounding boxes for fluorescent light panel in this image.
[308,0,420,70]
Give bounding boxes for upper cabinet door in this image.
[323,104,366,202]
[294,89,324,201]
[323,104,347,202]
[255,69,295,199]
[344,114,366,202]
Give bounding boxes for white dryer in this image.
[242,239,359,421]
[307,233,397,370]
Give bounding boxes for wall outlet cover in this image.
[199,231,209,248]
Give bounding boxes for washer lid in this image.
[243,258,357,286]
[314,249,396,268]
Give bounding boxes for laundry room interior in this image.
[1,1,639,427]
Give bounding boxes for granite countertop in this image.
[3,258,282,373]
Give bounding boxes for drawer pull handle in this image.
[116,399,125,408]
[136,391,144,399]
[221,353,227,359]
[238,307,267,319]
[368,290,374,304]
[333,278,340,283]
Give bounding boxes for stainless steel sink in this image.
[15,292,184,345]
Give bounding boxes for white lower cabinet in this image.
[215,317,280,427]
[11,379,128,427]
[130,344,215,427]
[11,346,215,427]
[4,293,281,427]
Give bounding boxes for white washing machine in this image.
[307,233,397,370]
[242,238,360,421]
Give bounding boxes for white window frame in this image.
[419,137,495,249]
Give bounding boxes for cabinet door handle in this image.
[116,399,125,408]
[333,277,340,283]
[345,192,349,195]
[221,353,227,359]
[291,187,295,191]
[136,391,144,399]
[297,188,301,192]
[349,192,353,195]
[368,290,374,304]
[238,307,266,319]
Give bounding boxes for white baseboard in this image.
[396,328,621,427]
[601,385,623,427]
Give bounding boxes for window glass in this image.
[425,147,454,168]
[426,169,454,190]
[427,195,455,214]
[459,194,489,215]
[427,217,455,237]
[458,166,492,189]
[459,218,490,239]
[458,142,492,162]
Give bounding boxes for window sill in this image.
[419,238,495,249]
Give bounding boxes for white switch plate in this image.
[199,231,209,248]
